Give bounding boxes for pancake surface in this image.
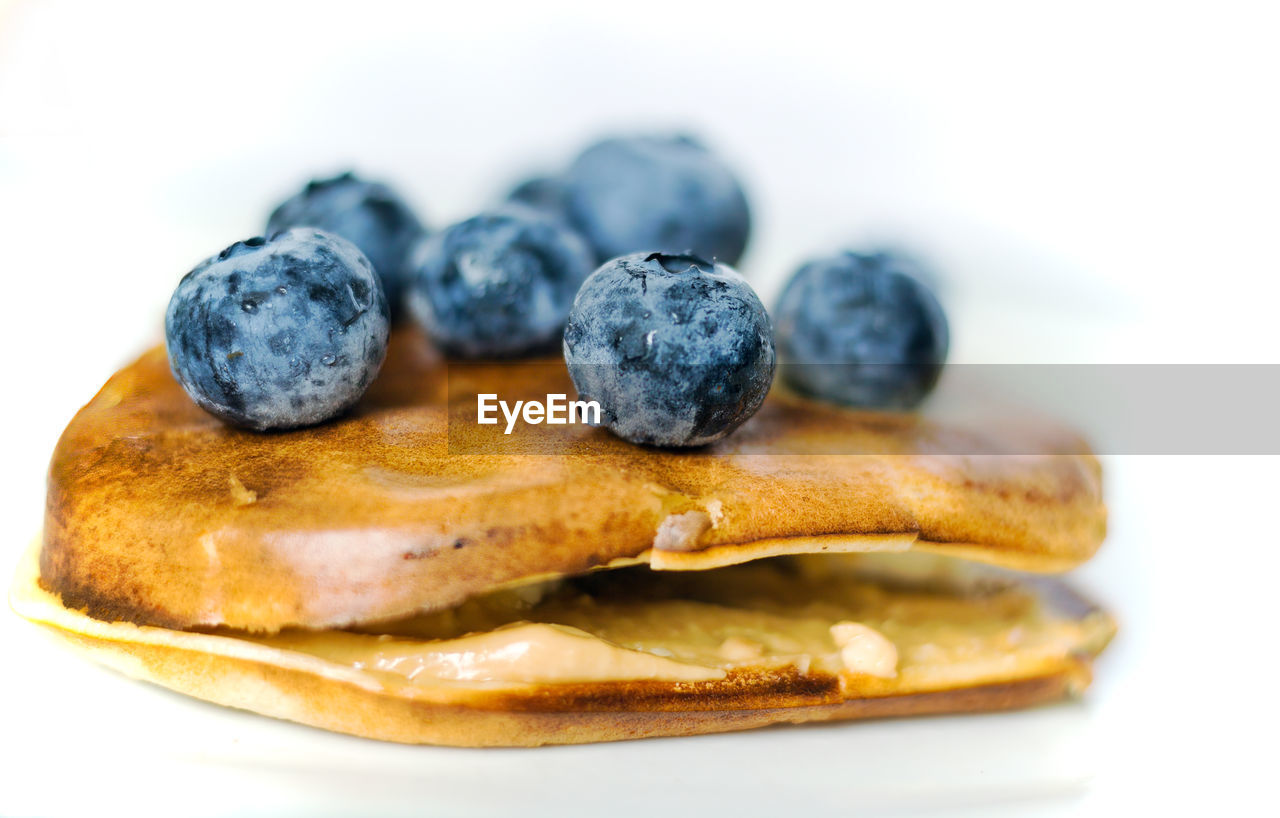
[41,329,1106,632]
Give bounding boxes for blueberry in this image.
[507,175,572,223]
[406,207,595,358]
[561,135,751,266]
[266,172,425,316]
[165,228,390,430]
[774,250,949,409]
[563,252,775,447]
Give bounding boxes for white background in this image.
[1,1,1277,815]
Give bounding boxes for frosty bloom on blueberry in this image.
[561,135,751,266]
[406,207,595,358]
[563,252,775,448]
[774,250,949,409]
[267,172,426,316]
[164,228,390,430]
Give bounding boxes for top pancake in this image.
[41,329,1105,632]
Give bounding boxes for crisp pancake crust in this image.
[42,329,1105,631]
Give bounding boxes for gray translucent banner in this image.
[444,363,1280,455]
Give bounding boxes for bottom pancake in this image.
[10,541,1114,747]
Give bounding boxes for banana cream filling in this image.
[237,553,1114,691]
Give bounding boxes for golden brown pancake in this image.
[40,329,1104,631]
[14,328,1114,746]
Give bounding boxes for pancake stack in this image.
[11,329,1114,746]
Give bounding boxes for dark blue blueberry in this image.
[563,252,775,447]
[561,135,751,266]
[406,207,595,358]
[165,228,390,430]
[507,175,572,223]
[774,250,949,409]
[266,172,426,316]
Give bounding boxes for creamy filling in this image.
[240,553,1113,690]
